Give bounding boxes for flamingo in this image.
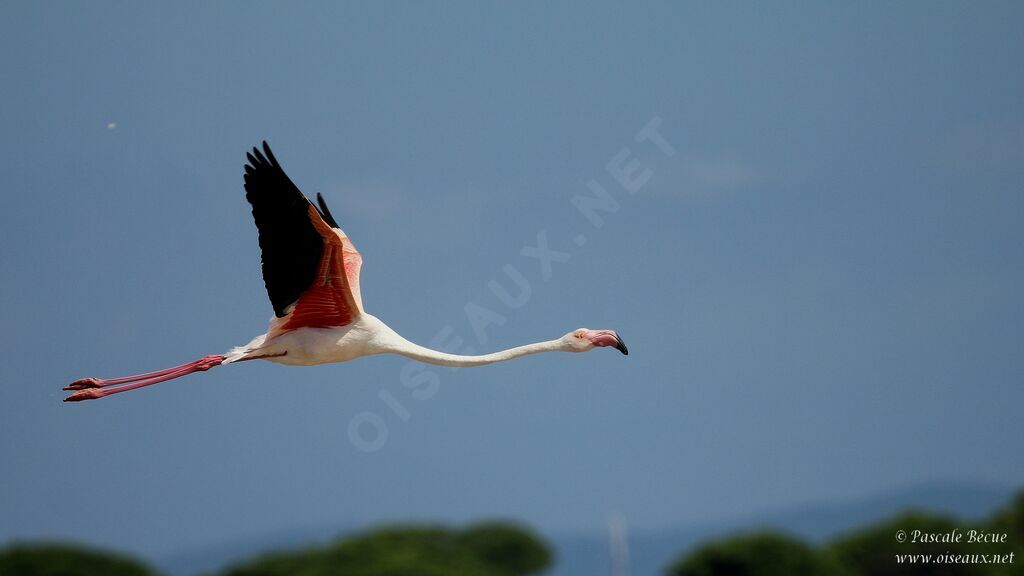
[64,142,627,402]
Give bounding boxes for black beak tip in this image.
[615,335,629,356]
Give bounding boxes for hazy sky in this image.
[2,0,1022,563]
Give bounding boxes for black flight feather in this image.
[243,141,324,318]
[316,193,341,229]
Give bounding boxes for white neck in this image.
[363,317,567,367]
[388,338,567,367]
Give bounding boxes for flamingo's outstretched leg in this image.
[65,359,207,390]
[64,355,225,402]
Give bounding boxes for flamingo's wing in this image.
[243,142,363,334]
[314,191,364,312]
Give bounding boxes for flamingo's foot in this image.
[64,377,102,391]
[194,355,225,371]
[64,388,104,402]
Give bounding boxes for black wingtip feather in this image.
[252,147,269,167]
[316,193,341,229]
[262,141,279,168]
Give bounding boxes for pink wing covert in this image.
[271,204,364,337]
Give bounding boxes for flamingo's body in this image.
[64,143,627,402]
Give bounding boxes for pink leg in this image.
[66,364,195,390]
[64,355,225,402]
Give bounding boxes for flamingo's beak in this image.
[614,334,629,355]
[591,331,629,355]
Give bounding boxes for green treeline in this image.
[1,490,1020,575]
[0,522,551,576]
[221,522,551,576]
[0,542,157,576]
[670,489,1024,576]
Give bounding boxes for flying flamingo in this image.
[64,142,627,402]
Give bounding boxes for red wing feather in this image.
[277,204,363,334]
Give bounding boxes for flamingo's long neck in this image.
[376,326,566,367]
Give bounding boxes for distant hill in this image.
[155,481,1013,576]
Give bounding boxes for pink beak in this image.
[590,331,629,355]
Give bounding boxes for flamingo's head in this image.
[563,328,629,355]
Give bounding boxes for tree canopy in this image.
[667,531,847,576]
[0,542,158,576]
[221,522,552,576]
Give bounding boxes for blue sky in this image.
[1,0,1022,563]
